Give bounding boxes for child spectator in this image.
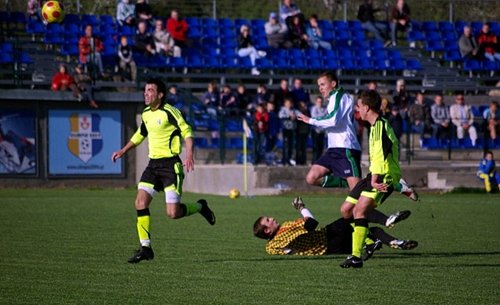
[51,64,80,100]
[253,103,269,164]
[266,102,280,154]
[116,0,135,27]
[117,36,137,81]
[477,23,500,62]
[237,25,267,76]
[167,10,191,49]
[483,101,500,141]
[74,64,98,108]
[134,21,156,56]
[306,14,332,50]
[78,25,104,78]
[310,96,326,162]
[477,150,500,193]
[279,97,297,166]
[153,19,181,57]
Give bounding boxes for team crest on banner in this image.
[67,113,103,163]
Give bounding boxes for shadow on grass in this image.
[202,251,500,264]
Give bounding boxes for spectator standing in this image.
[134,21,156,56]
[458,25,482,60]
[288,15,308,49]
[236,84,252,114]
[135,0,153,24]
[392,79,411,118]
[78,25,104,78]
[117,35,137,81]
[483,101,500,141]
[295,101,310,165]
[408,92,431,143]
[153,19,181,57]
[74,64,98,109]
[450,94,478,146]
[279,97,297,166]
[357,0,389,44]
[291,78,310,108]
[306,14,332,50]
[273,79,293,111]
[266,102,280,154]
[388,105,404,141]
[220,85,238,113]
[237,25,267,76]
[51,64,80,100]
[389,0,411,46]
[430,94,451,141]
[166,10,191,49]
[477,23,500,62]
[279,0,303,28]
[116,0,136,27]
[256,84,272,105]
[253,103,269,164]
[310,96,326,162]
[265,12,292,49]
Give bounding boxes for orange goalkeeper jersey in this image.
[265,218,328,256]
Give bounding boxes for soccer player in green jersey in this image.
[340,90,403,269]
[112,78,216,263]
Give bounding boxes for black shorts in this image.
[346,173,394,206]
[325,218,353,254]
[138,156,184,194]
[313,148,362,178]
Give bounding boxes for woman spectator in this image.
[288,15,308,49]
[153,19,181,57]
[237,25,267,76]
[166,10,191,49]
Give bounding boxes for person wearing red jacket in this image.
[78,25,105,77]
[477,22,500,62]
[166,10,191,49]
[51,64,81,100]
[254,103,269,164]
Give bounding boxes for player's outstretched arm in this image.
[111,141,136,162]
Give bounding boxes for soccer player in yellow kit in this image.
[340,90,416,268]
[112,78,216,263]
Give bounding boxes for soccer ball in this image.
[42,1,65,23]
[229,188,240,199]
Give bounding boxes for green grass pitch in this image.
[0,189,499,305]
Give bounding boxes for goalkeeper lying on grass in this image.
[253,197,417,260]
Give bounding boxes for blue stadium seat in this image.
[202,18,218,29]
[19,52,33,64]
[321,29,334,41]
[10,12,26,25]
[194,137,210,148]
[482,60,498,71]
[226,119,243,132]
[422,21,438,32]
[443,49,462,63]
[26,19,45,34]
[256,57,273,69]
[368,39,384,50]
[81,14,99,27]
[470,21,482,34]
[100,15,115,26]
[390,58,406,71]
[489,22,500,36]
[356,58,371,70]
[454,21,467,33]
[438,21,454,32]
[463,59,481,72]
[305,48,320,60]
[64,14,80,25]
[65,23,80,36]
[185,17,201,28]
[235,18,250,28]
[441,30,458,43]
[119,25,134,37]
[100,24,117,36]
[425,40,443,53]
[1,42,13,53]
[0,52,13,64]
[407,29,425,41]
[60,44,79,56]
[188,26,202,39]
[340,58,355,70]
[318,19,333,31]
[218,18,234,28]
[251,19,265,30]
[406,59,422,70]
[332,21,348,31]
[307,58,322,70]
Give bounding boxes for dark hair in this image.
[310,14,318,20]
[146,78,167,101]
[484,150,493,157]
[318,72,338,84]
[358,90,382,111]
[491,101,499,107]
[253,216,269,239]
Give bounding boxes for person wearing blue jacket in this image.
[477,150,500,193]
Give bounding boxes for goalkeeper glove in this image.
[292,196,305,211]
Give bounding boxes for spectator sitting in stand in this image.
[392,79,411,118]
[116,0,135,27]
[483,101,500,142]
[450,93,478,146]
[430,94,451,142]
[135,0,153,24]
[166,10,191,49]
[153,19,181,57]
[272,79,293,111]
[306,14,332,51]
[254,103,269,165]
[78,25,105,78]
[288,14,309,49]
[477,22,500,62]
[256,84,272,106]
[117,36,137,82]
[265,12,293,49]
[27,0,42,21]
[291,78,310,107]
[280,0,303,29]
[408,92,431,145]
[166,85,183,108]
[134,21,156,56]
[389,0,412,47]
[237,25,267,76]
[220,85,238,114]
[74,64,98,109]
[357,0,390,45]
[458,25,483,60]
[236,84,252,114]
[202,81,220,117]
[51,64,81,101]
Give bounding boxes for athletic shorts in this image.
[345,173,394,206]
[138,156,184,195]
[313,148,362,178]
[325,218,353,254]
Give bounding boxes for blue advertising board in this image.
[0,109,37,175]
[48,110,123,175]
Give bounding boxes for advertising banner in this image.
[48,110,122,175]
